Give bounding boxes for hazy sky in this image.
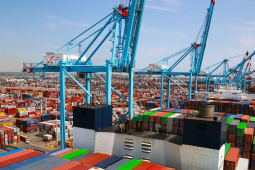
[0,0,255,73]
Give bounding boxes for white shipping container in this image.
[180,144,225,170]
[167,113,181,125]
[236,158,249,170]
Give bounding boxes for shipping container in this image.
[32,158,69,170]
[51,161,81,170]
[0,154,49,170]
[224,148,240,170]
[93,155,122,169]
[72,152,93,161]
[107,159,131,170]
[117,159,143,170]
[61,149,89,160]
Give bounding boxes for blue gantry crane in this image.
[136,0,215,107]
[201,51,255,92]
[22,0,145,149]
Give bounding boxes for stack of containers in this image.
[0,129,4,146]
[243,128,254,161]
[251,138,255,169]
[8,126,20,143]
[43,134,53,143]
[17,110,28,118]
[236,122,247,157]
[22,119,38,133]
[166,113,180,134]
[153,112,169,130]
[142,111,158,130]
[6,105,16,115]
[0,127,15,145]
[226,118,234,143]
[160,113,174,133]
[228,120,240,147]
[173,114,186,135]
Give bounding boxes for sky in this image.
[0,0,255,73]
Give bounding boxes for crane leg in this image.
[129,68,134,119]
[86,73,91,104]
[106,61,112,105]
[59,62,66,149]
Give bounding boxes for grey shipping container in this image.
[46,149,62,155]
[0,154,50,170]
[229,120,240,133]
[49,148,71,156]
[236,137,244,146]
[173,114,185,126]
[15,156,60,170]
[72,152,93,161]
[234,114,243,120]
[106,159,131,170]
[94,155,122,169]
[33,158,69,170]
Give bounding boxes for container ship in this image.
[0,0,255,169]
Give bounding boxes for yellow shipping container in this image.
[0,112,5,115]
[2,122,14,127]
[17,108,27,112]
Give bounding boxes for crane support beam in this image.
[57,13,112,53]
[165,74,188,94]
[122,0,139,67]
[75,17,113,65]
[63,68,100,104]
[94,73,129,104]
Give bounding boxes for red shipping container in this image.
[0,150,42,168]
[224,148,240,170]
[52,161,81,170]
[78,153,104,164]
[23,126,38,131]
[143,122,149,130]
[132,162,154,170]
[236,108,240,114]
[69,164,92,170]
[173,125,179,134]
[147,165,165,170]
[86,154,111,166]
[244,128,254,143]
[241,115,249,124]
[227,108,232,113]
[242,150,251,160]
[0,149,34,163]
[229,141,236,147]
[228,133,236,142]
[132,123,136,129]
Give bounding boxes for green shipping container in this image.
[224,143,231,159]
[132,116,138,124]
[61,149,89,160]
[250,117,255,122]
[138,114,144,122]
[226,118,234,132]
[252,138,255,153]
[236,122,247,137]
[161,113,175,125]
[117,159,143,170]
[143,111,159,122]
